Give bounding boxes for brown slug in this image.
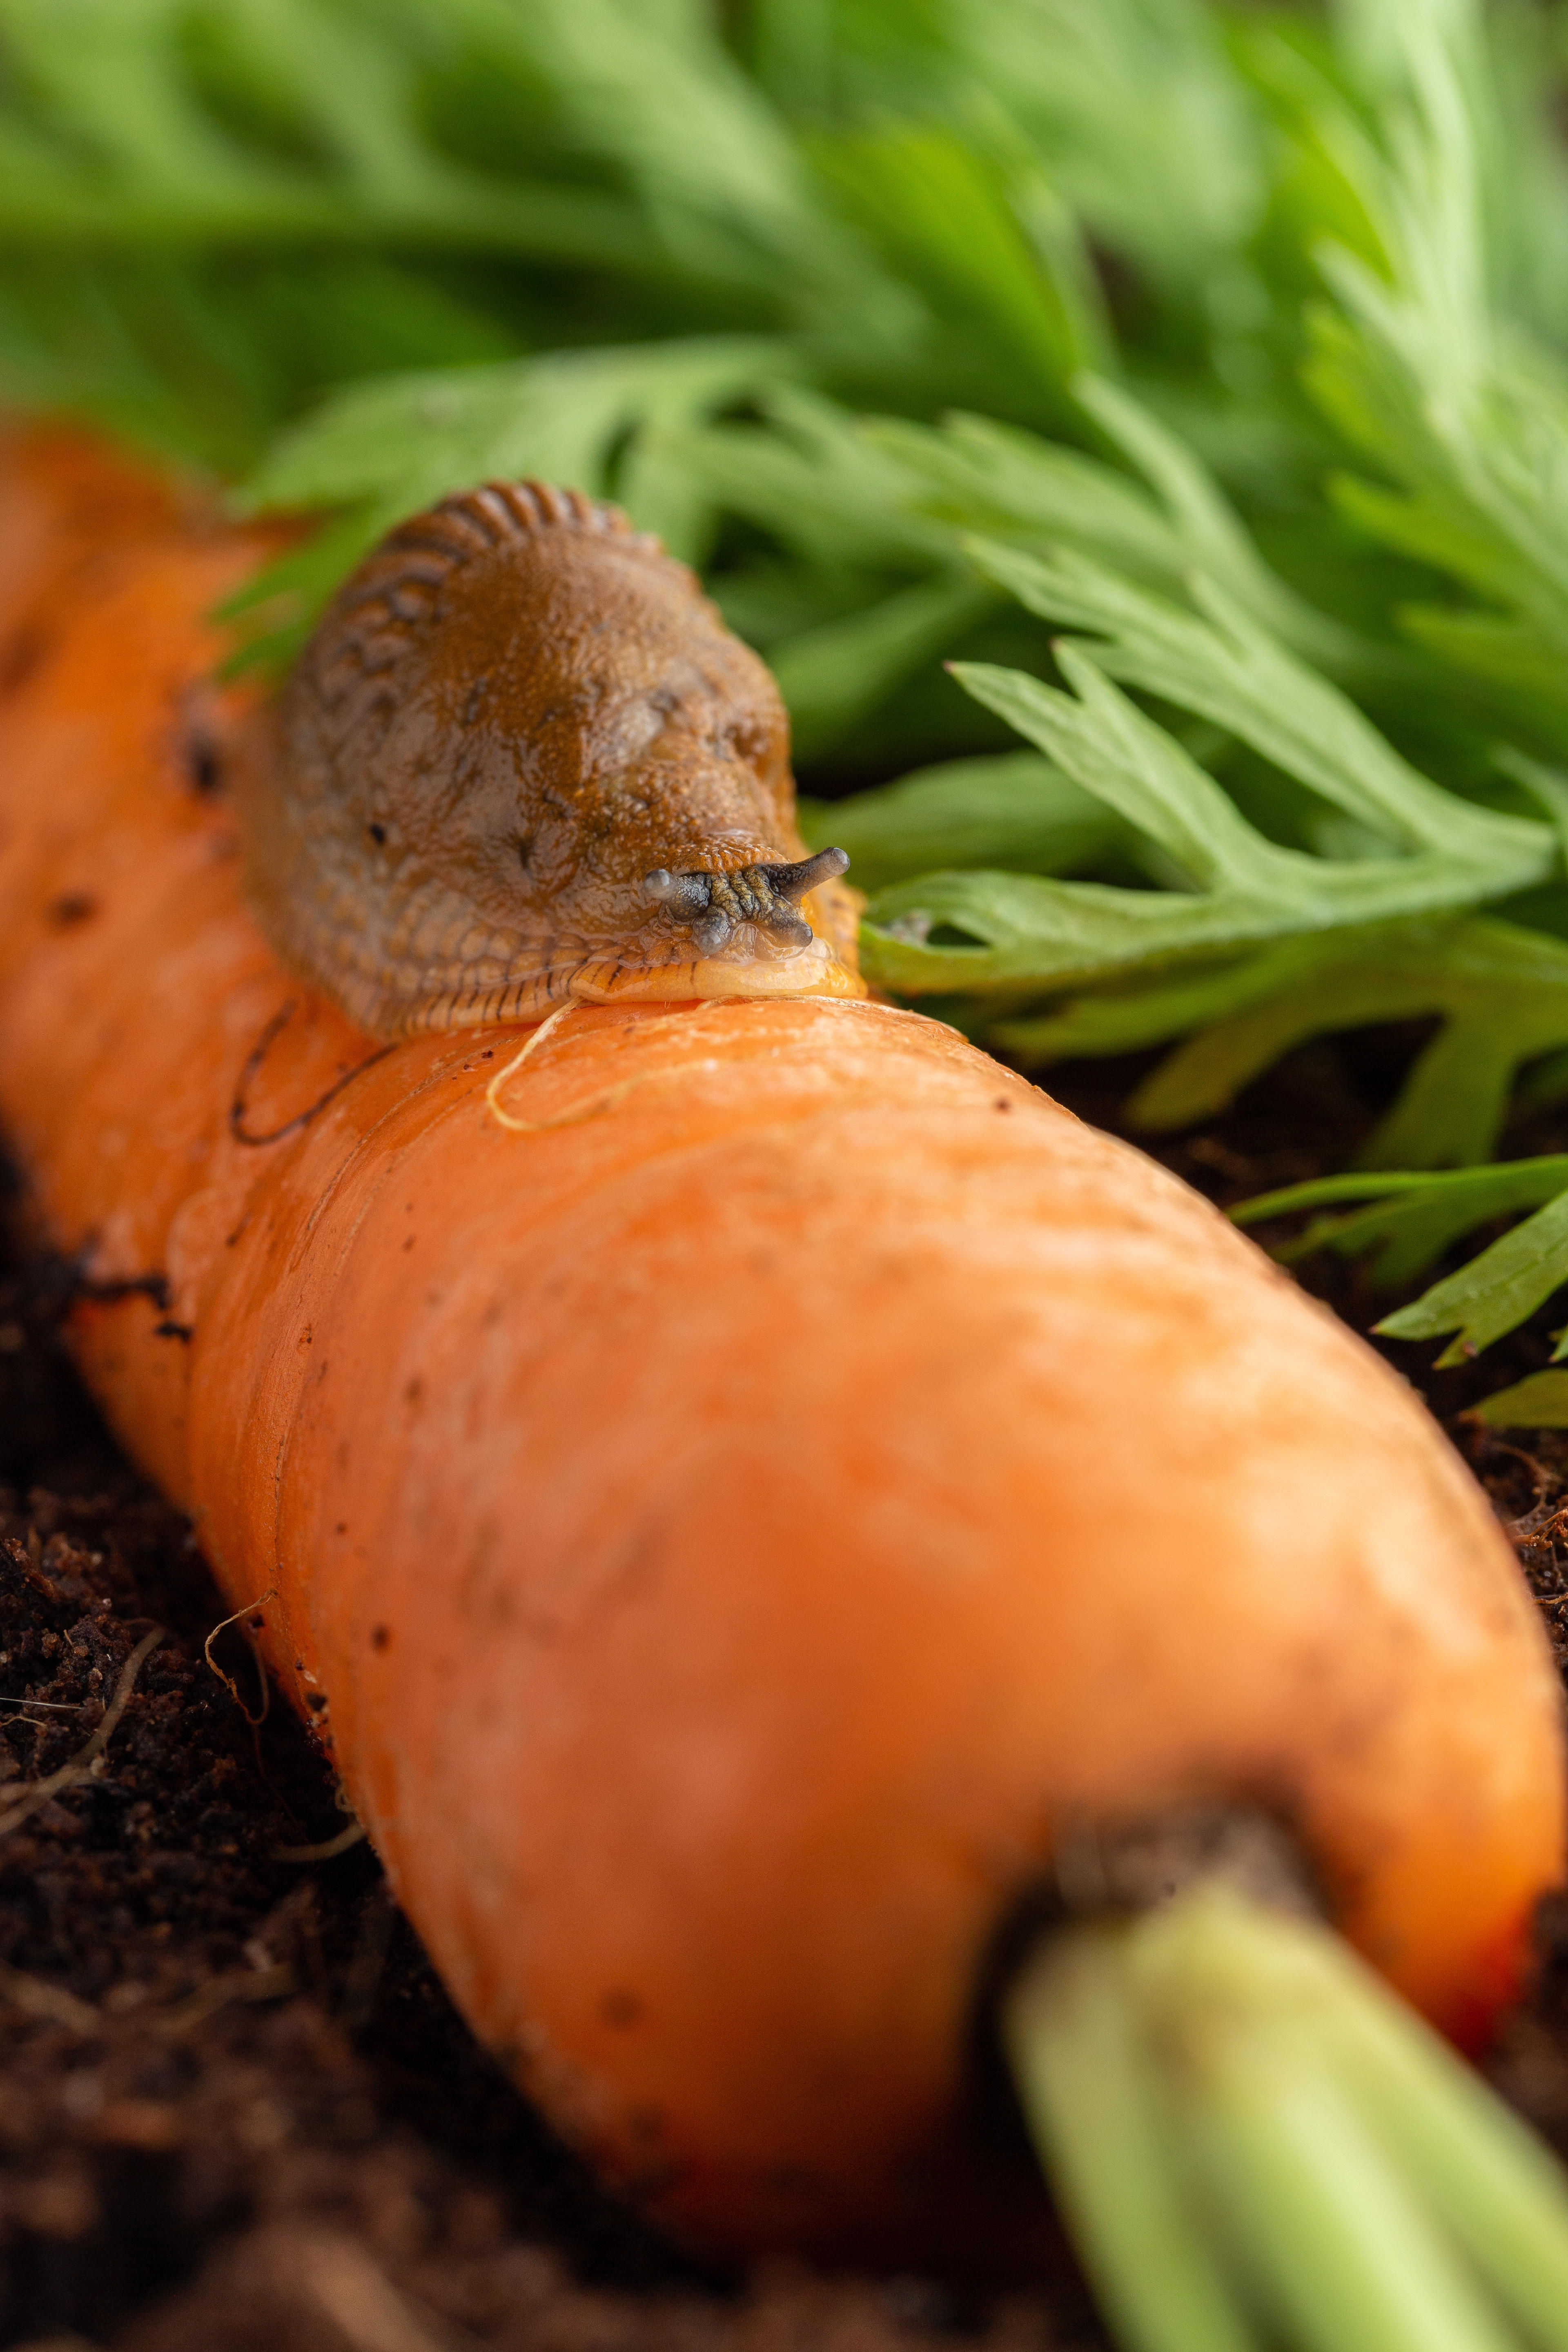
[238,480,862,1039]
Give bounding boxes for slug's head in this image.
[240,481,862,1037]
[644,845,850,957]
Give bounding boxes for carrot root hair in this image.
[0,1626,165,1842]
[203,1586,277,1728]
[483,1001,583,1131]
[485,998,738,1137]
[484,993,911,1138]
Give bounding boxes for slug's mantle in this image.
[238,479,864,1039]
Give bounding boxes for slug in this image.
[238,480,862,1038]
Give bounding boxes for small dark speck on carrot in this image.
[47,892,97,927]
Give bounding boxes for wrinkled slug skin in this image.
[0,435,1561,2270]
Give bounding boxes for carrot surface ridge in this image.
[0,432,1561,2268]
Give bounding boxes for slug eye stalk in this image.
[1006,1879,1568,2352]
[644,847,849,955]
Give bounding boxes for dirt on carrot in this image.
[4,1027,1568,2348]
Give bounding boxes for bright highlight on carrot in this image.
[1,431,1567,2348]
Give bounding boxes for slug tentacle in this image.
[239,481,863,1039]
[643,846,851,957]
[767,846,852,901]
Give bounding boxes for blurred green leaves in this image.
[1233,1142,1568,1401]
[226,335,799,664]
[14,0,1568,1384]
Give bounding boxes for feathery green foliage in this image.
[11,0,1568,1389]
[858,541,1551,982]
[1283,1,1568,753]
[225,335,800,665]
[1234,1150,1568,1424]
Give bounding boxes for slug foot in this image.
[644,847,850,958]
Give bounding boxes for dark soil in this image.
[3,1031,1568,2351]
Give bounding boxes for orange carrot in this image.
[0,429,1560,2274]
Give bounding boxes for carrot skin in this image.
[0,434,1561,2267]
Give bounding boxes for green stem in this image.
[1004,1882,1568,2352]
[1140,1901,1512,2352]
[1178,2064,1509,2352]
[1003,1925,1263,2352]
[1278,1917,1568,2348]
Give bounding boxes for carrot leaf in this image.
[1374,1188,1568,1367]
[1233,1153,1568,1373]
[798,752,1126,899]
[1102,918,1568,1169]
[225,336,802,666]
[1293,0,1568,751]
[857,550,1555,1025]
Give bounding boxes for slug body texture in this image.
[239,482,862,1037]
